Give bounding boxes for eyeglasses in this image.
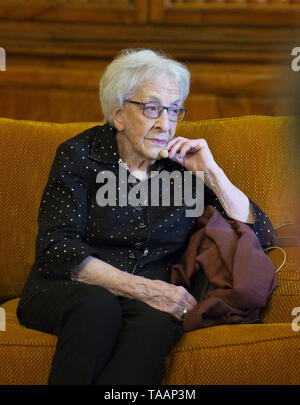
[124,99,187,122]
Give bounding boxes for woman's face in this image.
[113,75,182,160]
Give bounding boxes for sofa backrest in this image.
[0,115,297,301]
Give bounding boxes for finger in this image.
[173,286,196,313]
[176,286,194,304]
[167,137,184,150]
[173,139,203,159]
[175,300,193,316]
[166,138,188,157]
[177,142,193,159]
[173,308,183,320]
[181,139,208,157]
[169,140,186,159]
[175,306,187,320]
[169,304,182,320]
[166,136,186,150]
[184,293,198,310]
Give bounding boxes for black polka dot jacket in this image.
[18,123,276,309]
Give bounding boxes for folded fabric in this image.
[170,205,278,332]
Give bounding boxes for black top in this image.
[18,123,276,310]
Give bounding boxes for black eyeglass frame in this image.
[124,99,187,122]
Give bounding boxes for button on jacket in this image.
[18,123,276,310]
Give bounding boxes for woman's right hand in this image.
[74,256,197,320]
[140,279,198,320]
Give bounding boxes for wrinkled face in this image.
[113,75,181,160]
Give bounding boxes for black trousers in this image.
[18,282,184,385]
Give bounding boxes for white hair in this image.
[99,48,190,127]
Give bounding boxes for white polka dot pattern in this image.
[19,123,276,308]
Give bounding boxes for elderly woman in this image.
[17,48,275,385]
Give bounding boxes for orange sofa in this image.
[0,115,300,385]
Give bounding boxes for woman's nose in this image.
[156,109,170,131]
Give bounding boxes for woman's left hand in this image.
[166,136,218,175]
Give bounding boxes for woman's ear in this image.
[112,107,124,131]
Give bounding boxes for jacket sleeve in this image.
[204,185,276,250]
[33,140,100,281]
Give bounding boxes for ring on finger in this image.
[181,309,188,319]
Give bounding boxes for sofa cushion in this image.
[260,246,300,323]
[0,298,56,385]
[162,320,300,385]
[1,298,299,385]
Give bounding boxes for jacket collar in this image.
[89,122,120,164]
[89,122,167,171]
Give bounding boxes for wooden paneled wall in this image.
[0,0,299,122]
